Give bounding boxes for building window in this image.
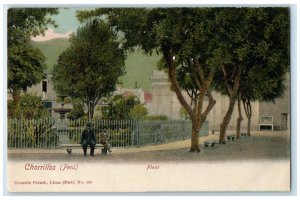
[42,80,48,93]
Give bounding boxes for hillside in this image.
[32,38,161,91]
[32,38,70,74]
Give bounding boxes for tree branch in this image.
[232,65,243,95]
[167,51,195,120]
[193,59,206,85]
[221,64,233,96]
[201,90,216,122]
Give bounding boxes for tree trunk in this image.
[219,64,242,144]
[243,99,252,136]
[219,97,236,144]
[236,92,243,139]
[86,101,94,120]
[190,120,201,152]
[247,117,251,136]
[164,50,215,152]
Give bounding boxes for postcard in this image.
[6,6,292,193]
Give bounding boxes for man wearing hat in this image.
[80,122,96,156]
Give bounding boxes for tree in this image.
[7,8,58,116]
[7,8,58,46]
[8,43,47,116]
[78,7,290,149]
[208,8,289,143]
[52,19,126,118]
[78,8,218,152]
[239,8,290,137]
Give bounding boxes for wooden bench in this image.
[226,135,236,141]
[60,144,109,155]
[204,141,216,148]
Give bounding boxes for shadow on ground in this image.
[8,132,290,163]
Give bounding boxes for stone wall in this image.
[258,74,290,130]
[151,70,261,132]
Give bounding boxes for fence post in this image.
[136,119,140,147]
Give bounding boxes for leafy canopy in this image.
[52,19,126,113]
[7,8,59,92]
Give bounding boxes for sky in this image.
[32,8,93,41]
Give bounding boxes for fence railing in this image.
[7,118,209,149]
[136,120,209,146]
[8,118,57,149]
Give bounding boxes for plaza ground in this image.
[8,131,290,162]
[7,130,291,192]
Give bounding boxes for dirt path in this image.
[8,131,290,163]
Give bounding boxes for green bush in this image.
[8,119,58,148]
[8,93,50,119]
[67,100,84,120]
[129,104,148,119]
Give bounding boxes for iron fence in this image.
[7,118,209,149]
[136,120,209,146]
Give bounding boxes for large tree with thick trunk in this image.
[77,8,220,152]
[237,8,290,137]
[209,8,290,143]
[77,7,289,150]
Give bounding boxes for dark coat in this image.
[80,128,96,146]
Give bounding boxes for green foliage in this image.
[52,19,126,118]
[7,8,58,46]
[32,39,159,91]
[102,94,141,119]
[67,99,85,120]
[7,8,58,92]
[56,96,71,104]
[129,104,148,119]
[210,8,289,101]
[8,118,58,148]
[180,107,190,120]
[8,42,46,92]
[8,93,50,119]
[78,7,290,141]
[239,8,290,103]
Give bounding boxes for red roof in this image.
[123,91,135,97]
[144,92,152,102]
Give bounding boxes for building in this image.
[150,70,290,132]
[17,69,289,132]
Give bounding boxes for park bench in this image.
[226,135,236,141]
[60,144,110,155]
[259,116,274,131]
[204,141,216,148]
